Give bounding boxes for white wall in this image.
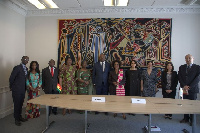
[0,3,25,118]
[25,13,200,71]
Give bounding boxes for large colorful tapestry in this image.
[58,18,172,88]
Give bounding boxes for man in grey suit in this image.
[9,56,29,126]
[42,59,59,115]
[179,54,200,126]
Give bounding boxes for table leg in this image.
[148,114,151,133]
[42,105,49,133]
[85,110,87,133]
[192,114,196,133]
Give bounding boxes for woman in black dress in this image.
[125,60,141,96]
[161,62,178,119]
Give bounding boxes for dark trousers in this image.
[12,93,25,120]
[95,83,108,114]
[48,90,59,113]
[163,92,175,117]
[183,93,197,121]
[96,83,108,95]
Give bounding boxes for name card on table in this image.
[92,97,105,102]
[131,98,146,104]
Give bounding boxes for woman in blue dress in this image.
[25,61,42,119]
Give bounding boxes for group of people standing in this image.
[9,57,58,126]
[9,53,200,126]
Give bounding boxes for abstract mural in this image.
[58,18,172,88]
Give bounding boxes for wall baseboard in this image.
[0,105,13,119]
[0,86,10,94]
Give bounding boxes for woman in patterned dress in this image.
[25,61,42,119]
[59,56,77,115]
[108,60,126,119]
[141,60,158,97]
[77,60,91,95]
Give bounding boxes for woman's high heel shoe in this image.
[164,115,168,119]
[68,109,72,114]
[114,113,117,118]
[62,109,66,116]
[122,114,126,120]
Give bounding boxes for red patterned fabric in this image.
[116,69,125,96]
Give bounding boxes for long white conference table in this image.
[28,94,200,133]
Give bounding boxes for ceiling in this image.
[11,0,200,10]
[1,0,200,16]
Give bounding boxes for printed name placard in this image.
[131,98,146,104]
[92,97,105,102]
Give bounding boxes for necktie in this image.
[22,65,27,75]
[186,65,190,73]
[51,67,54,77]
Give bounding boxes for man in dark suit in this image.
[93,53,111,95]
[93,53,110,115]
[42,59,59,115]
[178,54,200,125]
[9,56,29,126]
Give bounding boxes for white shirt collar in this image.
[21,63,26,67]
[49,66,54,69]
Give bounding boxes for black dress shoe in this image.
[15,120,21,126]
[182,129,190,133]
[180,119,189,123]
[53,112,58,115]
[95,112,99,115]
[20,117,28,122]
[105,112,108,115]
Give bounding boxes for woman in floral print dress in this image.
[141,60,158,97]
[77,60,91,95]
[59,56,77,115]
[25,61,42,119]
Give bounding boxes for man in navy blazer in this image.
[42,59,59,115]
[93,53,111,95]
[178,54,200,125]
[9,56,29,126]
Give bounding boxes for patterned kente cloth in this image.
[116,69,125,96]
